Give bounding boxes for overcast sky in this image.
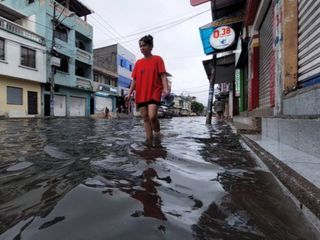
[80,0,213,105]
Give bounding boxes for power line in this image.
[91,13,140,56]
[94,9,210,43]
[93,9,210,46]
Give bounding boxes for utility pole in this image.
[205,55,216,124]
[205,0,217,124]
[49,1,57,117]
[49,0,73,117]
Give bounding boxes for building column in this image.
[282,0,298,94]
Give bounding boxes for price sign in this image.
[209,26,235,50]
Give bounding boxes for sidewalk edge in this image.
[240,135,320,220]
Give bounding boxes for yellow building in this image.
[0,4,46,118]
[0,77,42,118]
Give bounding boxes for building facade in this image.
[0,3,46,118]
[93,44,136,114]
[209,0,320,158]
[2,0,94,117]
[92,66,118,116]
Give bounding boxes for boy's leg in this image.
[148,104,160,133]
[140,106,153,141]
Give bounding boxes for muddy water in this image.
[0,117,318,240]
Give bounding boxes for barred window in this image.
[21,46,36,68]
[7,87,23,105]
[0,38,4,60]
[54,25,68,42]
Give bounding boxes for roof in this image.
[56,0,93,17]
[93,66,118,78]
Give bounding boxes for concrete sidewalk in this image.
[228,118,320,231]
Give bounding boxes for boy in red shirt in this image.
[125,35,169,144]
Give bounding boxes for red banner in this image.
[190,0,210,6]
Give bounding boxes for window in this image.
[76,40,86,51]
[54,25,68,42]
[21,46,36,68]
[75,66,85,77]
[55,54,69,73]
[0,38,4,60]
[28,0,35,4]
[93,73,98,82]
[7,87,23,105]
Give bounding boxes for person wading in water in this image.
[125,35,170,145]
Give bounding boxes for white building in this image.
[0,4,46,118]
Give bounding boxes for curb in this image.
[241,135,320,220]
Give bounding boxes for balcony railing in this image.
[0,16,45,45]
[76,48,91,64]
[77,77,92,90]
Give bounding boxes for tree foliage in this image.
[191,101,204,115]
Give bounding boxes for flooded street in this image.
[0,117,318,240]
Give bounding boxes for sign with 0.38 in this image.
[209,26,235,50]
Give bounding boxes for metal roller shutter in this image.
[95,96,112,114]
[70,97,86,116]
[258,4,273,108]
[54,95,66,117]
[298,0,320,82]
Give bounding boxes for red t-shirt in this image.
[132,55,166,104]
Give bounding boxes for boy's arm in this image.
[160,73,169,96]
[125,78,136,101]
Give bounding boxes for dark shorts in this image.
[137,100,160,109]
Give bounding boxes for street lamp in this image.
[49,1,75,117]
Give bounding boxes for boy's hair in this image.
[139,35,153,47]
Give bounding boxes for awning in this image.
[202,54,235,84]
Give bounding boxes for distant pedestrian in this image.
[104,107,110,119]
[125,35,170,144]
[213,98,224,119]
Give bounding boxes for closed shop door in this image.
[95,96,113,114]
[258,4,273,108]
[54,95,66,117]
[27,91,37,115]
[70,97,86,116]
[298,0,320,83]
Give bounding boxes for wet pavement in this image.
[0,117,318,240]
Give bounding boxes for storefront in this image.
[297,1,320,87]
[258,2,275,108]
[93,84,117,116]
[43,86,91,117]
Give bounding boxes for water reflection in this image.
[0,117,318,240]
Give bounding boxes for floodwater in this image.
[0,117,318,240]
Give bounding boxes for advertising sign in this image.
[210,26,235,49]
[235,69,241,97]
[199,15,243,55]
